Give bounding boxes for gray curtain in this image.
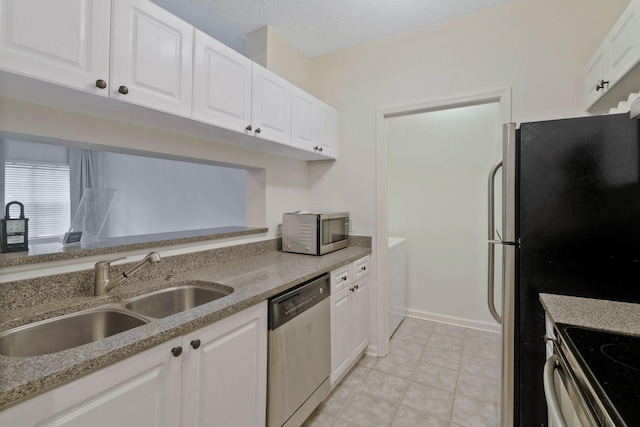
[69,148,106,221]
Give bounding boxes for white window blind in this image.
[4,161,71,239]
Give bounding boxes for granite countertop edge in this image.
[0,246,371,410]
[539,293,640,336]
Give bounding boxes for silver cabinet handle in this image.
[487,159,503,324]
[543,355,568,427]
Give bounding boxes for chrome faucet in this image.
[94,252,161,296]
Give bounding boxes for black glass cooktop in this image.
[559,324,640,426]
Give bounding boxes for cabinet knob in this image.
[595,80,609,91]
[118,85,129,95]
[313,146,319,151]
[355,284,359,290]
[342,275,348,281]
[255,127,261,134]
[350,286,355,292]
[319,147,323,152]
[361,266,367,271]
[95,79,107,89]
[245,125,252,131]
[171,346,183,357]
[191,339,201,349]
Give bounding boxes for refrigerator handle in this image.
[487,159,503,324]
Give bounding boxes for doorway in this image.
[374,89,511,356]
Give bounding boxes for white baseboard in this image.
[404,308,501,334]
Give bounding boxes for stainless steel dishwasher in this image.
[267,273,331,427]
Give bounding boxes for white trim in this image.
[404,308,501,334]
[374,88,512,357]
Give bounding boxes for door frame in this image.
[374,88,512,356]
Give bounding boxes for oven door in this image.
[543,351,598,427]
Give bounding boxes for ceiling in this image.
[150,0,518,58]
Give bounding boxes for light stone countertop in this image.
[539,293,640,336]
[0,246,371,410]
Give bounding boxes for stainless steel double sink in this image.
[0,282,233,358]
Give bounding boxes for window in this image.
[4,161,71,241]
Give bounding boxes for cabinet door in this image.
[251,63,292,146]
[330,263,352,294]
[0,0,110,95]
[351,276,370,357]
[0,338,182,427]
[352,255,370,282]
[330,287,352,386]
[315,100,338,158]
[291,86,316,151]
[584,40,607,107]
[606,0,640,86]
[110,0,193,117]
[181,302,267,427]
[192,29,252,132]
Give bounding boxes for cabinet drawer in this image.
[351,256,370,281]
[330,265,351,294]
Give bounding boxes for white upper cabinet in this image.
[0,0,111,95]
[251,63,292,146]
[292,86,338,159]
[110,0,193,117]
[585,41,607,107]
[315,100,338,158]
[0,0,337,160]
[585,0,640,110]
[192,29,253,132]
[606,0,640,86]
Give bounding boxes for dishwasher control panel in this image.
[268,273,329,330]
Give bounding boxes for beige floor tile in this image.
[338,391,398,427]
[412,361,458,392]
[359,370,409,405]
[433,323,467,338]
[427,332,464,352]
[389,336,426,360]
[302,409,337,427]
[319,384,357,416]
[395,318,435,338]
[356,354,378,368]
[456,372,500,405]
[374,353,419,379]
[400,382,454,420]
[460,353,500,381]
[390,406,449,427]
[450,395,499,427]
[339,366,371,389]
[421,346,462,369]
[462,340,500,362]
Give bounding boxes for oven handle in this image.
[543,355,568,427]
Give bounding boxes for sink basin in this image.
[123,284,233,319]
[0,309,148,358]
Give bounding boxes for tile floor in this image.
[303,317,501,427]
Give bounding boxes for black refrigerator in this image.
[490,113,640,426]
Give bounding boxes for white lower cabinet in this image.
[0,302,268,427]
[181,301,267,427]
[0,337,183,426]
[330,257,370,387]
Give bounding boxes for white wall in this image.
[387,103,502,326]
[307,0,629,340]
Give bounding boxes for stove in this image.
[556,324,640,426]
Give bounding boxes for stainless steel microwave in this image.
[282,212,349,255]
